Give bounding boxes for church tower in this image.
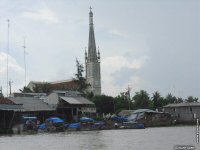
[85,7,101,95]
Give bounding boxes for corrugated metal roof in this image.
[133,109,156,113]
[164,102,200,107]
[10,97,55,111]
[0,104,24,111]
[0,98,15,104]
[60,96,94,105]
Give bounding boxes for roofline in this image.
[164,103,200,108]
[28,79,74,85]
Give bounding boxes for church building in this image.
[85,7,101,95]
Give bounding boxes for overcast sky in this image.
[0,0,199,98]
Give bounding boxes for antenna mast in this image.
[23,37,27,87]
[8,80,13,96]
[6,19,10,97]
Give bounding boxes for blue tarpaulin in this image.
[80,117,94,122]
[111,117,128,122]
[47,117,64,123]
[38,123,46,129]
[69,123,80,129]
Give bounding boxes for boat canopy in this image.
[47,117,64,123]
[80,117,94,122]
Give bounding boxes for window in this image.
[190,107,192,112]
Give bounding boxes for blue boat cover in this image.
[80,117,94,122]
[69,123,80,129]
[47,117,64,123]
[38,123,46,129]
[111,117,128,122]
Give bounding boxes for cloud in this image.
[101,55,149,96]
[0,52,24,74]
[0,52,24,95]
[109,29,128,38]
[21,7,60,24]
[102,55,149,72]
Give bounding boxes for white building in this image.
[85,7,101,95]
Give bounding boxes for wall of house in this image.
[44,93,59,105]
[164,106,200,122]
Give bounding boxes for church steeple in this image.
[88,7,98,62]
[85,7,101,95]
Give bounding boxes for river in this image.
[0,126,199,150]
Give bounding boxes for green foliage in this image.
[32,83,50,93]
[165,93,177,104]
[73,59,90,93]
[176,97,184,103]
[92,95,115,114]
[133,90,151,109]
[185,96,198,103]
[114,92,133,113]
[152,91,164,109]
[19,86,32,93]
[87,90,199,115]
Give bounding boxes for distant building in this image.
[85,7,101,95]
[10,96,55,121]
[44,90,96,121]
[0,98,24,133]
[118,109,172,127]
[163,102,200,123]
[27,79,78,93]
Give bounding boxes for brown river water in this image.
[0,126,199,150]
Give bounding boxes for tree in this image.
[19,86,32,93]
[185,96,198,103]
[132,90,151,109]
[73,59,90,93]
[32,83,50,93]
[41,83,51,93]
[164,93,177,104]
[176,97,184,103]
[114,92,133,113]
[152,91,164,109]
[92,95,115,114]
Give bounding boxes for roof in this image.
[0,98,15,104]
[10,97,55,111]
[118,110,135,117]
[60,96,94,105]
[133,109,156,113]
[50,79,73,84]
[0,104,24,111]
[52,90,81,96]
[164,102,200,108]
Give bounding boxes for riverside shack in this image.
[119,109,172,127]
[163,102,200,124]
[44,91,96,121]
[9,96,55,122]
[0,98,24,133]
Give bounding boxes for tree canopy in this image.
[73,59,90,93]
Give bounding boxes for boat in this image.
[68,117,105,131]
[38,117,66,132]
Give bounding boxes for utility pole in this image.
[8,80,13,96]
[6,19,10,97]
[0,86,3,97]
[127,85,131,110]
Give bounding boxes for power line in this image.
[6,19,10,97]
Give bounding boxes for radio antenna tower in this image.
[6,19,10,97]
[23,37,27,87]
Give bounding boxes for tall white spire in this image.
[85,7,101,95]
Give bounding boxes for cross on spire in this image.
[90,6,92,12]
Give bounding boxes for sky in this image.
[0,0,199,99]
